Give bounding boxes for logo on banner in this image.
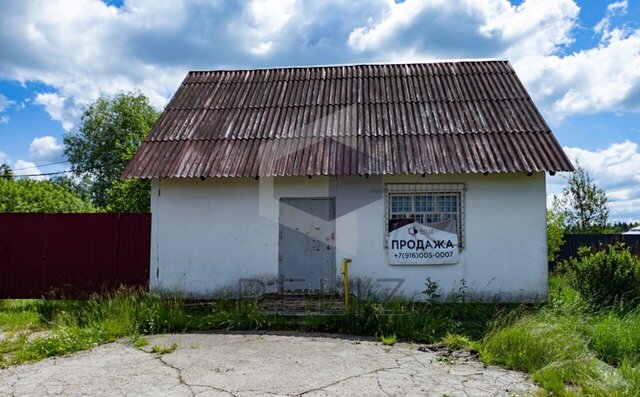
[387,219,459,265]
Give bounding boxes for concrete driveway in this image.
[0,332,536,396]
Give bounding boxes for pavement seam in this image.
[296,358,402,396]
[155,354,238,397]
[155,355,197,397]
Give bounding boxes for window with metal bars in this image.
[385,184,465,247]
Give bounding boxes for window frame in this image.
[384,183,465,248]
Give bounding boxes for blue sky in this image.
[0,0,638,221]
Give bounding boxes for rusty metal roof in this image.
[124,60,573,179]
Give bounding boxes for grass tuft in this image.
[151,343,177,355]
[380,334,396,346]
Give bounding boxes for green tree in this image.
[547,201,566,262]
[0,163,12,178]
[0,178,95,213]
[559,164,609,233]
[63,92,159,212]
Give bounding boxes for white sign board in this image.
[387,219,459,265]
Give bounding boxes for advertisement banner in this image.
[387,219,459,265]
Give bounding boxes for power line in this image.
[10,160,70,171]
[7,169,74,178]
[3,159,128,179]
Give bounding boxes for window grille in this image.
[384,183,465,248]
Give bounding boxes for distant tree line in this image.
[0,92,159,213]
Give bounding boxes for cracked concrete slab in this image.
[0,332,537,396]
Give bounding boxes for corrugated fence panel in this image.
[45,214,120,295]
[0,214,46,298]
[0,213,150,299]
[118,213,151,285]
[556,234,640,263]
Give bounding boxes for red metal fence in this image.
[0,213,151,299]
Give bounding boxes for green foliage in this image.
[15,327,105,362]
[64,92,159,211]
[480,313,589,373]
[478,275,640,395]
[131,336,149,348]
[0,311,42,332]
[422,277,440,305]
[0,163,12,178]
[380,334,396,346]
[567,244,640,308]
[547,206,566,262]
[586,311,640,366]
[0,178,95,213]
[559,164,609,233]
[105,179,151,213]
[151,343,177,354]
[440,333,474,350]
[49,175,93,203]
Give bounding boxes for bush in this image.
[547,208,565,263]
[568,244,640,308]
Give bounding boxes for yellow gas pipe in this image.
[341,258,352,308]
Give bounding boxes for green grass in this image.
[1,277,640,395]
[131,335,149,348]
[380,334,396,346]
[150,343,177,355]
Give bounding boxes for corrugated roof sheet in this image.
[124,60,573,179]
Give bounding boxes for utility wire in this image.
[3,157,130,179]
[5,169,75,178]
[10,160,70,171]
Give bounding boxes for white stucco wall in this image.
[150,172,548,302]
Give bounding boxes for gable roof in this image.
[123,60,573,179]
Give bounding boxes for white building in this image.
[124,60,573,302]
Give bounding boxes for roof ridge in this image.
[186,59,510,74]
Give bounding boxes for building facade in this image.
[125,61,573,301]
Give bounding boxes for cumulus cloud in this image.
[0,93,13,124]
[347,0,579,61]
[28,136,64,161]
[1,0,638,126]
[12,159,43,180]
[548,141,640,222]
[517,28,640,122]
[594,0,628,44]
[33,93,77,131]
[0,93,13,112]
[0,150,8,164]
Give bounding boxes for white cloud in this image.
[29,136,64,161]
[2,0,638,127]
[594,0,628,44]
[0,93,13,124]
[347,0,579,61]
[242,0,298,55]
[13,159,43,180]
[516,28,640,122]
[0,93,13,112]
[548,141,640,222]
[0,150,8,164]
[34,93,77,131]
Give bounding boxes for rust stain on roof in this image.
[124,60,574,179]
